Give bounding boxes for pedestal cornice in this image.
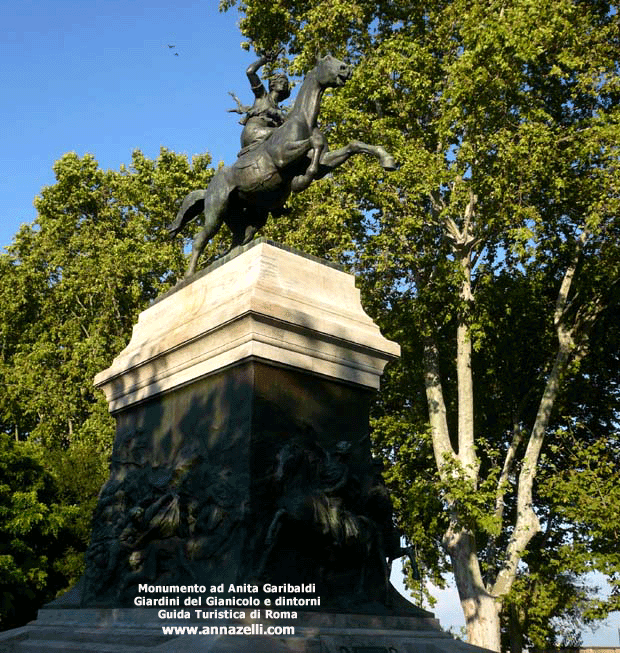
[94,240,400,413]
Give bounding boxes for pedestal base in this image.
[0,607,490,653]
[0,241,493,653]
[81,358,402,609]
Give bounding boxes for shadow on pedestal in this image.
[79,359,414,613]
[0,241,492,653]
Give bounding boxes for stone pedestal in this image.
[95,238,398,413]
[82,239,403,609]
[0,240,491,652]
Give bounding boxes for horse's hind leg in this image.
[186,172,232,276]
[226,209,269,250]
[241,212,268,247]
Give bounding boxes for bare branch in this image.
[493,314,573,598]
[444,216,463,244]
[430,189,446,214]
[495,421,525,521]
[456,247,477,479]
[422,331,456,478]
[492,227,594,598]
[554,228,589,329]
[463,189,477,236]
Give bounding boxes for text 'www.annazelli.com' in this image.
[162,624,295,636]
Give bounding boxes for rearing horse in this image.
[168,55,396,276]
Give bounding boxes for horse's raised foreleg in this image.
[186,171,233,277]
[290,129,328,193]
[315,140,397,179]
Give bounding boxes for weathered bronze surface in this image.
[167,54,396,276]
[228,48,291,153]
[82,361,410,612]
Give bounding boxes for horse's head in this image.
[315,55,353,88]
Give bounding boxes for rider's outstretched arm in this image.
[246,54,269,98]
[246,47,284,98]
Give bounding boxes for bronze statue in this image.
[168,54,397,277]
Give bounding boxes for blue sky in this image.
[1,1,618,645]
[1,0,257,249]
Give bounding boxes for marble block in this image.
[94,239,400,414]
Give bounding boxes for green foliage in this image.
[0,148,214,626]
[1,148,213,446]
[223,0,620,647]
[0,434,79,629]
[502,425,620,649]
[541,433,620,616]
[504,566,594,650]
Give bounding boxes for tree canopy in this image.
[0,433,78,630]
[221,0,620,649]
[0,148,214,627]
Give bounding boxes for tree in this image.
[500,299,620,651]
[0,148,214,622]
[221,0,620,649]
[0,434,78,629]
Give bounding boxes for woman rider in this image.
[229,48,291,154]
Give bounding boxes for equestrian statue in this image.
[167,53,397,277]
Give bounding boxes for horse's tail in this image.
[166,189,207,237]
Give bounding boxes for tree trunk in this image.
[446,525,502,651]
[464,592,501,652]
